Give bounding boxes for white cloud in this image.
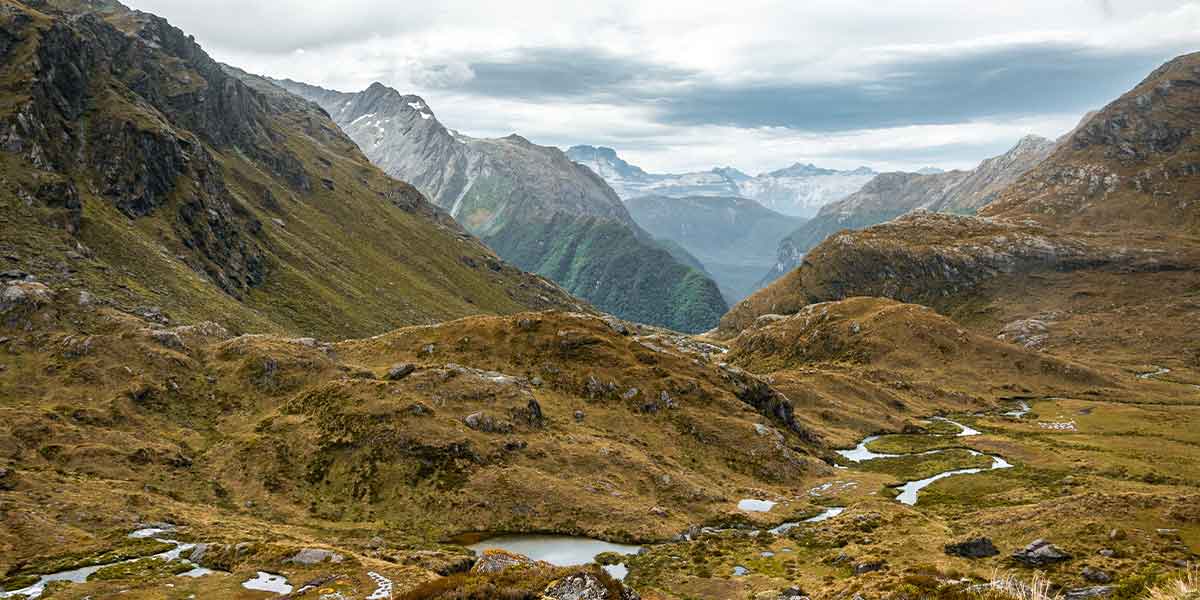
[124,0,1200,173]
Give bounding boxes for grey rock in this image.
[542,571,618,600]
[1,281,53,314]
[853,560,885,575]
[386,363,416,380]
[945,537,1000,559]
[1013,539,1072,566]
[284,548,346,565]
[573,410,585,422]
[471,549,535,574]
[464,411,510,434]
[1065,586,1113,599]
[1082,566,1112,584]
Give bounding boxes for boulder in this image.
[386,363,416,380]
[1065,586,1113,599]
[853,560,885,575]
[1,281,53,314]
[1012,539,1071,566]
[464,411,511,434]
[470,548,536,574]
[944,537,1000,559]
[284,548,345,565]
[1082,566,1112,584]
[543,571,616,600]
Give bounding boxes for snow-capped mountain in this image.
[566,146,876,218]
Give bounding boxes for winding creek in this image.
[3,414,1019,598]
[0,527,215,599]
[837,417,1013,506]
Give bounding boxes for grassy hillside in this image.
[486,213,728,333]
[0,0,582,340]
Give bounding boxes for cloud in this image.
[123,0,1200,174]
[648,41,1172,131]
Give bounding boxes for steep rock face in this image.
[565,145,876,217]
[279,81,728,332]
[760,136,1055,286]
[625,195,805,302]
[717,54,1200,369]
[0,0,582,338]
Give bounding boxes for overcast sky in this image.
[126,0,1200,174]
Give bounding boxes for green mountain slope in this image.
[625,195,806,302]
[275,79,728,333]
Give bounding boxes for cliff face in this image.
[0,0,583,338]
[719,53,1200,370]
[281,80,729,332]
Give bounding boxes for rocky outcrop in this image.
[721,53,1200,345]
[760,136,1054,286]
[278,81,728,332]
[720,212,1116,337]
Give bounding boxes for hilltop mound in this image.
[718,53,1200,374]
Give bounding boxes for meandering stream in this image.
[837,417,1013,505]
[0,527,214,599]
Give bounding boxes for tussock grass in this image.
[1145,566,1200,600]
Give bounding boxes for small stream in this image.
[466,535,642,580]
[836,417,1012,506]
[0,528,215,599]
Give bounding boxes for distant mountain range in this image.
[625,196,806,303]
[566,146,877,217]
[759,134,1057,285]
[276,80,728,332]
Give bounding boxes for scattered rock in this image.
[573,410,585,422]
[283,548,345,565]
[1108,528,1126,541]
[386,363,416,381]
[1082,566,1112,584]
[1012,539,1072,566]
[945,537,1000,559]
[649,506,669,517]
[1098,549,1115,558]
